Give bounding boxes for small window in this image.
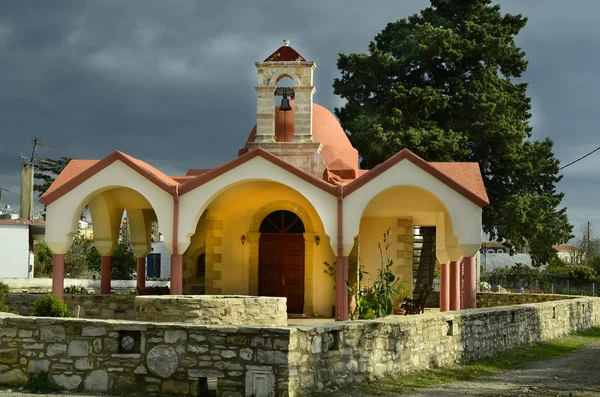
[497,249,504,253]
[197,254,206,278]
[259,210,305,234]
[487,249,495,254]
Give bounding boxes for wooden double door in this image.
[258,233,305,313]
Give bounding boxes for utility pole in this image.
[587,221,591,257]
[19,138,51,220]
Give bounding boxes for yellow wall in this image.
[359,217,413,288]
[183,212,207,294]
[183,181,337,316]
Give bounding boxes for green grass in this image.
[312,327,600,396]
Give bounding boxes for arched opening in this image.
[259,210,305,314]
[274,76,295,142]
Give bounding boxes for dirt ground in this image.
[1,339,599,397]
[384,339,600,397]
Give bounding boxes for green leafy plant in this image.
[567,265,597,289]
[64,285,88,294]
[347,229,398,319]
[323,261,336,289]
[0,281,9,295]
[33,295,71,317]
[391,281,412,305]
[0,281,10,312]
[25,371,62,393]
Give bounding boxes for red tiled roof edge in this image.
[343,149,489,207]
[39,151,178,206]
[179,148,338,196]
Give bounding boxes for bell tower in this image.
[254,39,316,143]
[241,40,327,178]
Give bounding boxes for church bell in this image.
[279,95,292,112]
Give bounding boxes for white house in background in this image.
[0,219,45,278]
[556,244,584,265]
[147,241,171,280]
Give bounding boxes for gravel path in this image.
[400,339,600,397]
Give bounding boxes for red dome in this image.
[245,102,360,178]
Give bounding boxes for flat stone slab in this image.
[135,295,287,326]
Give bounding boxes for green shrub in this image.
[33,295,71,317]
[0,281,10,295]
[0,293,8,313]
[64,285,88,294]
[25,371,62,393]
[0,281,9,313]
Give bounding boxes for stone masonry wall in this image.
[3,279,169,294]
[2,296,599,396]
[0,313,292,396]
[135,296,287,326]
[5,294,136,320]
[287,297,600,394]
[477,292,577,308]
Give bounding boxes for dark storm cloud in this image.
[1,0,599,239]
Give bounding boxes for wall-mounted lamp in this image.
[241,235,246,245]
[315,235,320,246]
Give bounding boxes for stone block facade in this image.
[2,296,600,396]
[5,293,136,320]
[395,218,414,284]
[0,313,292,396]
[135,296,287,326]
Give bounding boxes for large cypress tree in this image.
[333,0,572,265]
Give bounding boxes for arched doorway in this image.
[259,210,305,313]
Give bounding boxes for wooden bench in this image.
[401,289,429,315]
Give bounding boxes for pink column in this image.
[463,256,477,309]
[52,254,65,300]
[449,261,460,310]
[460,260,465,309]
[335,256,349,321]
[100,256,111,295]
[170,254,183,295]
[136,257,146,290]
[440,263,449,312]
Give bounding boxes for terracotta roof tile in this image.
[344,149,489,207]
[43,160,99,197]
[185,169,212,176]
[40,152,179,205]
[429,162,489,204]
[118,152,179,187]
[264,45,306,62]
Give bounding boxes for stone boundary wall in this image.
[288,297,600,394]
[0,313,291,396]
[3,278,169,294]
[5,294,137,320]
[135,296,287,326]
[477,292,577,308]
[1,297,599,396]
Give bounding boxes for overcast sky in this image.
[0,1,598,241]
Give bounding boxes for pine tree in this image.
[34,157,72,196]
[333,0,572,265]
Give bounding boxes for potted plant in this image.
[391,281,412,315]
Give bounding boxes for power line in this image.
[560,146,600,170]
[0,187,20,197]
